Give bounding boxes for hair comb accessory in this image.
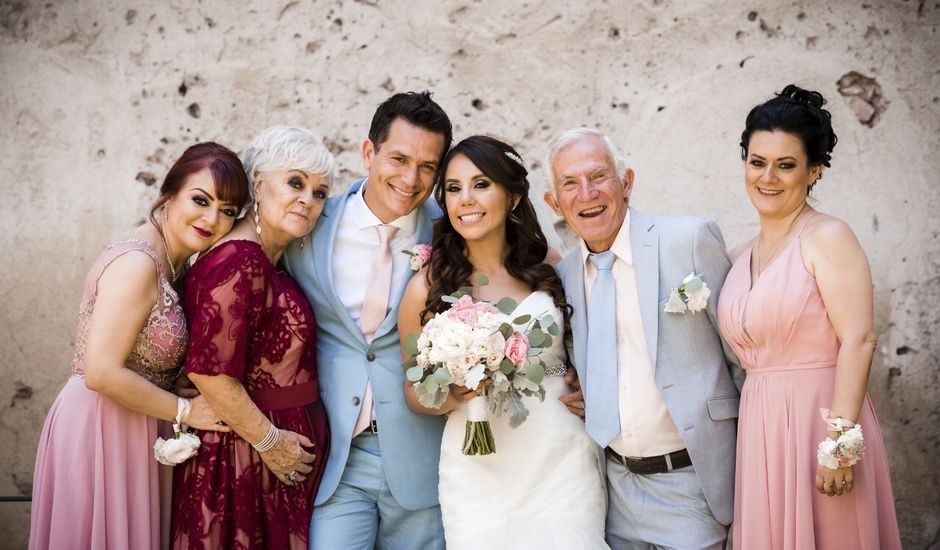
[504,150,524,167]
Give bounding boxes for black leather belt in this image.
[605,447,692,475]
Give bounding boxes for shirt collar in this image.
[580,209,633,268]
[355,180,419,236]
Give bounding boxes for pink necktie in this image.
[353,224,400,437]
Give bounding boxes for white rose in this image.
[153,431,200,465]
[409,254,424,271]
[816,438,840,469]
[685,284,711,313]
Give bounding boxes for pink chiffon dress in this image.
[717,215,901,549]
[170,240,329,550]
[30,239,186,550]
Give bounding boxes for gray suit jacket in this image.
[283,179,445,510]
[556,208,744,525]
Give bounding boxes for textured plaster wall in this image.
[1,0,938,547]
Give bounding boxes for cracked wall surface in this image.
[1,0,938,547]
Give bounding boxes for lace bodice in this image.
[70,239,187,391]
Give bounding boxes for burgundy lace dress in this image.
[30,239,186,550]
[171,240,329,550]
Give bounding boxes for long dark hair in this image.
[422,135,570,329]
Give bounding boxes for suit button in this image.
[366,352,376,361]
[352,396,361,406]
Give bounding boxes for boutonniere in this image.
[403,243,432,271]
[664,272,711,314]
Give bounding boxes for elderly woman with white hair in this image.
[171,126,334,550]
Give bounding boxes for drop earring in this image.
[253,202,262,236]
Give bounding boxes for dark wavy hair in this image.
[740,84,838,193]
[368,91,453,157]
[148,142,250,229]
[422,135,571,330]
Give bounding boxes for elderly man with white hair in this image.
[545,128,744,549]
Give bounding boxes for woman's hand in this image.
[449,380,488,404]
[258,429,316,486]
[815,463,854,497]
[182,395,231,432]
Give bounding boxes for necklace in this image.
[754,203,807,278]
[160,231,178,281]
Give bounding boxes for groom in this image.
[544,128,744,549]
[283,91,451,549]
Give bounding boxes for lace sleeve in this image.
[182,241,269,381]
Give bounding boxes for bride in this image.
[399,135,609,549]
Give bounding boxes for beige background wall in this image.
[1,0,937,547]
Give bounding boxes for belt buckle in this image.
[369,419,378,434]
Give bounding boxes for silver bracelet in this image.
[252,423,279,452]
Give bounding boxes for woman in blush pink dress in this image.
[29,142,250,550]
[716,85,901,549]
[171,126,332,550]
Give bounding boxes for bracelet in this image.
[176,397,193,426]
[817,409,865,469]
[252,423,279,453]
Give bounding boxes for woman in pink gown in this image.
[29,143,249,550]
[171,126,333,549]
[717,85,901,549]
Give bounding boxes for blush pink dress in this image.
[717,215,901,549]
[30,239,186,550]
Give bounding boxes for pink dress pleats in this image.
[717,219,901,550]
[30,240,186,550]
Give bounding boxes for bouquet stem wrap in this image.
[462,395,495,455]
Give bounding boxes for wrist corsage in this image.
[153,397,201,465]
[403,243,432,271]
[664,272,711,314]
[816,408,865,469]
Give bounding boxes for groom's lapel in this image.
[318,179,368,346]
[631,209,660,371]
[560,250,588,376]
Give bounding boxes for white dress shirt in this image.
[331,182,421,327]
[582,211,685,457]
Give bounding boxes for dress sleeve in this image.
[183,243,268,381]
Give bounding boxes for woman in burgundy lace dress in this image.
[171,126,333,549]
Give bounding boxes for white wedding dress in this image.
[438,291,610,549]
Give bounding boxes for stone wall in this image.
[1,0,937,546]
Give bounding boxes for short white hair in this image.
[242,125,335,203]
[544,127,626,191]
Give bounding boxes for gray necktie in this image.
[584,251,621,447]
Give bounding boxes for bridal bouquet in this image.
[403,281,559,455]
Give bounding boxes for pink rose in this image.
[414,244,432,263]
[449,295,478,324]
[504,331,530,367]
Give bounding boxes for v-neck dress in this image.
[716,216,900,549]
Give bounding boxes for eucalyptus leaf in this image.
[432,368,453,385]
[441,295,458,303]
[402,332,420,356]
[406,366,425,382]
[541,334,553,348]
[526,363,545,385]
[499,324,513,339]
[528,330,546,347]
[403,356,417,371]
[494,297,517,315]
[512,314,532,325]
[500,358,515,375]
[526,347,542,357]
[476,274,490,286]
[546,322,560,336]
[684,277,703,292]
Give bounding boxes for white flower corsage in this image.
[664,272,711,314]
[403,243,432,271]
[153,397,201,466]
[816,408,865,469]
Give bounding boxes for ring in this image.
[287,471,298,482]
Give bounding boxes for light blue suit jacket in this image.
[556,208,744,526]
[283,179,445,510]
